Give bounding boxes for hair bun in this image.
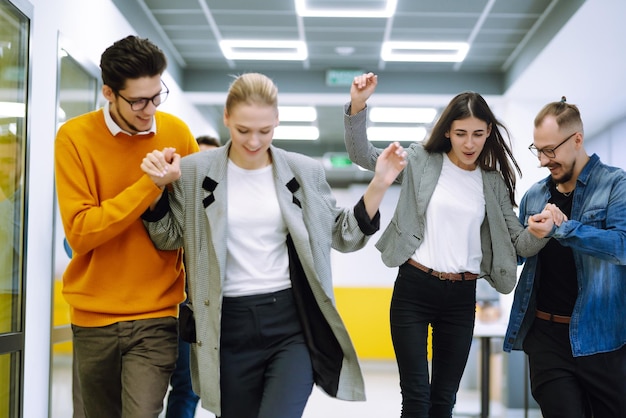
[560,96,567,103]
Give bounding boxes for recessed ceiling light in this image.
[381,42,469,63]
[278,106,317,122]
[219,40,307,61]
[0,101,25,117]
[274,125,319,140]
[295,0,397,18]
[369,107,437,124]
[335,46,355,56]
[367,126,427,142]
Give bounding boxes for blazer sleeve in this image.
[343,102,405,184]
[142,178,186,251]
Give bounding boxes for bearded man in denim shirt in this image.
[503,98,626,418]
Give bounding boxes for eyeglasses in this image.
[115,80,169,111]
[528,132,577,159]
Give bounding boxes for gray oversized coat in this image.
[344,103,548,294]
[144,143,367,416]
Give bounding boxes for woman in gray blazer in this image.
[344,73,557,418]
[140,72,407,418]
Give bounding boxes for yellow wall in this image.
[53,279,72,354]
[334,287,395,359]
[334,287,432,360]
[53,284,432,359]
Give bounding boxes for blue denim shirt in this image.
[504,154,626,356]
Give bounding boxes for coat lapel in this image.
[201,146,229,279]
[270,147,316,273]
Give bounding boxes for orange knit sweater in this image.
[54,109,199,326]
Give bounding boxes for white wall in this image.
[23,1,215,416]
[331,185,400,287]
[586,116,626,170]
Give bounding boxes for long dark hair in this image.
[424,91,521,206]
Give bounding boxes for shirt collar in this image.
[103,101,157,136]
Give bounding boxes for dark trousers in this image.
[523,318,626,418]
[166,335,200,418]
[390,263,477,418]
[219,288,314,418]
[72,317,178,418]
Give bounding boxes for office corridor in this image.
[52,356,542,417]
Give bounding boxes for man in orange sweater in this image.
[54,35,199,418]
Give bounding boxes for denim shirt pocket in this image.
[580,208,606,228]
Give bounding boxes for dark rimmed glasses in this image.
[528,131,577,159]
[116,80,169,111]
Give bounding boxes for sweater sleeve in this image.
[54,119,174,255]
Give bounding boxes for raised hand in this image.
[350,72,378,115]
[374,141,407,186]
[362,141,406,220]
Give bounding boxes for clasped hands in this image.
[141,147,181,189]
[527,203,568,238]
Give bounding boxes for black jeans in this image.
[219,288,314,418]
[390,263,477,418]
[523,318,626,418]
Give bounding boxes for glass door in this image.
[50,40,99,418]
[0,0,31,416]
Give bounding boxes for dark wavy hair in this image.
[99,35,167,92]
[424,91,521,206]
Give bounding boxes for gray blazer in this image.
[344,103,548,294]
[145,143,367,416]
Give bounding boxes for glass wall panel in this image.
[50,46,99,418]
[0,0,30,416]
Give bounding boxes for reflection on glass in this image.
[0,0,28,337]
[0,0,29,415]
[51,48,99,418]
[0,352,21,416]
[53,53,98,333]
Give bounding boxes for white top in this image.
[412,153,485,274]
[223,160,290,297]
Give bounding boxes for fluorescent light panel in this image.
[295,0,397,18]
[278,106,317,122]
[367,126,427,142]
[369,107,437,124]
[274,125,319,140]
[219,40,307,61]
[0,101,25,118]
[381,42,469,62]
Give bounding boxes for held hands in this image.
[350,72,378,115]
[527,203,568,238]
[141,147,182,189]
[372,142,407,186]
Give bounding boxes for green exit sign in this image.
[326,69,363,86]
[323,152,354,169]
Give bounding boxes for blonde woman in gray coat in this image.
[140,72,407,418]
[344,73,561,418]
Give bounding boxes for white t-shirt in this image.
[412,153,485,274]
[223,160,291,297]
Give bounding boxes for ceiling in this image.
[110,0,586,167]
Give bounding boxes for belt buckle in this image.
[438,272,445,280]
